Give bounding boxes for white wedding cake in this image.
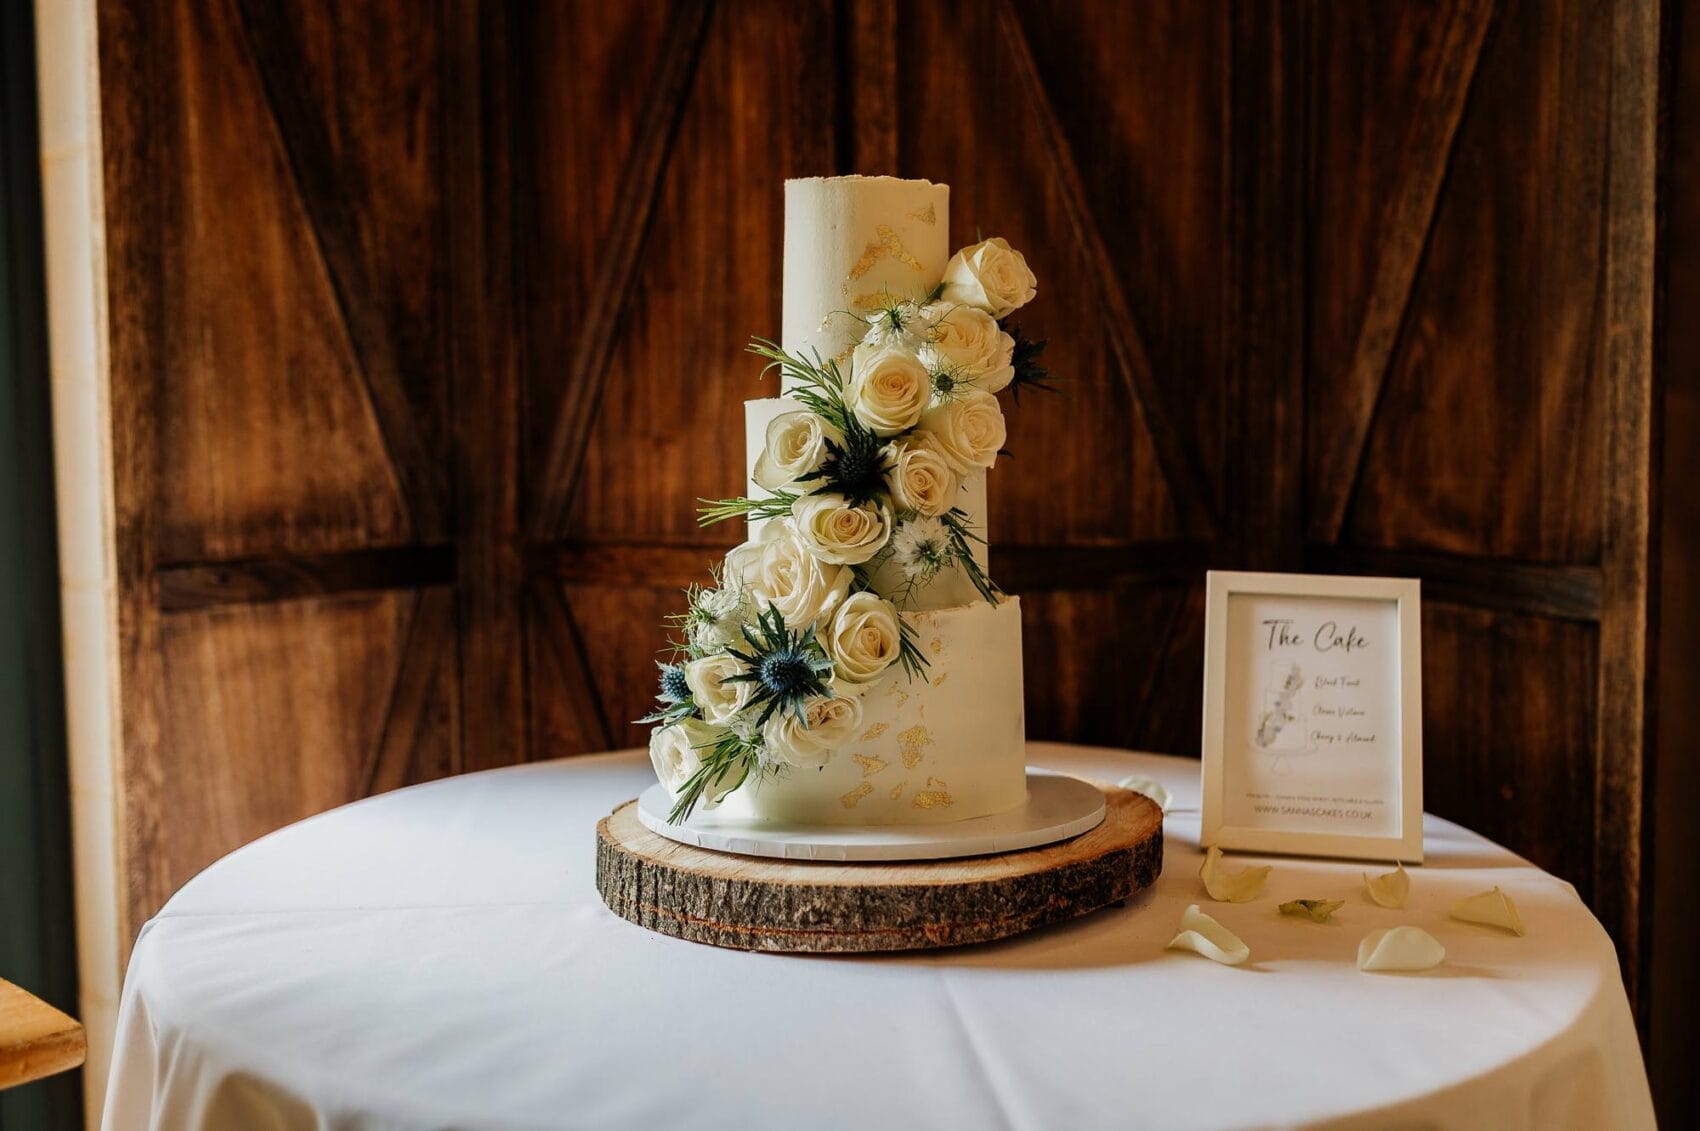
[645,175,1053,826]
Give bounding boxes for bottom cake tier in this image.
[711,595,1027,825]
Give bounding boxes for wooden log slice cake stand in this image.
[595,785,1164,953]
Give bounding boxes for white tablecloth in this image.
[103,745,1654,1131]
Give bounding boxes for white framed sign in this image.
[1201,571,1423,863]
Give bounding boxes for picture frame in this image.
[1201,570,1424,863]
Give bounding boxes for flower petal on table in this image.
[1117,774,1172,812]
[1200,845,1271,903]
[1279,898,1344,923]
[1166,904,1251,966]
[1449,886,1527,936]
[1357,926,1446,972]
[1363,861,1410,908]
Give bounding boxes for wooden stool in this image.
[0,978,85,1090]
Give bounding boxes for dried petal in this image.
[1364,861,1410,908]
[1449,886,1527,936]
[1279,898,1344,923]
[1166,903,1251,966]
[1357,926,1446,972]
[1117,774,1172,813]
[1200,845,1272,903]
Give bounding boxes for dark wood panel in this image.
[235,0,452,539]
[1334,0,1611,562]
[156,594,412,892]
[1009,0,1227,532]
[1305,0,1492,546]
[562,0,837,543]
[154,0,414,562]
[528,0,714,539]
[1421,602,1599,897]
[899,0,1180,546]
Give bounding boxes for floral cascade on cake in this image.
[643,176,1056,827]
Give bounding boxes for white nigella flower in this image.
[686,582,745,654]
[727,710,763,746]
[890,517,953,583]
[860,299,935,349]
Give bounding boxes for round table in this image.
[103,745,1654,1131]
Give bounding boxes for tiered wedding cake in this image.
[644,176,1052,826]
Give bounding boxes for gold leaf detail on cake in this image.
[909,203,937,225]
[932,673,949,688]
[928,638,944,656]
[897,724,934,768]
[926,776,949,789]
[852,754,888,778]
[848,224,925,279]
[912,790,954,810]
[860,723,889,741]
[840,782,873,809]
[890,780,908,800]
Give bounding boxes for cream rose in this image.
[762,695,864,769]
[824,592,903,692]
[753,410,842,491]
[683,653,754,724]
[941,237,1037,319]
[724,520,853,629]
[649,718,717,796]
[846,345,931,436]
[882,435,958,517]
[918,389,1007,473]
[920,305,1016,393]
[790,493,892,565]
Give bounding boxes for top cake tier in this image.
[781,176,951,370]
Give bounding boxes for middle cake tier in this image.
[744,396,991,610]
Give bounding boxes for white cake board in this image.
[636,769,1108,862]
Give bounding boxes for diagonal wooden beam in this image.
[1306,0,1494,544]
[530,0,714,539]
[232,0,450,540]
[531,581,616,753]
[996,0,1219,539]
[359,586,457,796]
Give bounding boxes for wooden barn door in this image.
[91,0,1659,1033]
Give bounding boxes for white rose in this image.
[724,520,853,629]
[824,592,903,692]
[684,653,754,724]
[762,695,864,769]
[918,389,1007,473]
[846,345,931,436]
[920,305,1015,393]
[882,435,958,517]
[790,493,892,566]
[941,237,1037,319]
[753,411,842,491]
[649,718,717,796]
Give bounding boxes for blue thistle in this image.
[658,663,691,703]
[797,418,890,506]
[723,604,835,725]
[636,660,696,725]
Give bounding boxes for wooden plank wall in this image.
[90,0,1671,1102]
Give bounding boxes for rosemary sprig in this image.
[667,731,760,825]
[941,508,1001,604]
[698,490,798,527]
